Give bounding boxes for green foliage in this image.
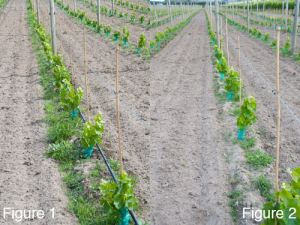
[246,150,273,169]
[217,56,228,75]
[239,137,256,150]
[252,27,258,36]
[140,15,145,23]
[78,11,85,19]
[130,12,136,21]
[155,31,165,42]
[47,140,81,162]
[99,172,138,221]
[214,45,223,60]
[81,113,104,149]
[60,80,83,111]
[138,33,147,48]
[122,26,130,42]
[225,67,241,95]
[285,37,291,49]
[91,20,97,28]
[272,39,277,46]
[237,96,258,130]
[257,30,262,37]
[262,168,300,224]
[254,175,274,202]
[54,65,70,88]
[104,25,111,34]
[97,23,103,33]
[47,117,81,142]
[113,30,121,38]
[150,40,155,48]
[263,33,270,42]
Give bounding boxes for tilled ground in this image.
[0,0,78,224]
[150,10,232,225]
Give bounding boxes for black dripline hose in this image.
[78,109,140,225]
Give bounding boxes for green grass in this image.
[246,150,273,169]
[254,175,275,202]
[228,189,243,222]
[239,137,256,150]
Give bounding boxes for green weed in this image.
[239,137,256,150]
[246,150,273,169]
[254,175,274,202]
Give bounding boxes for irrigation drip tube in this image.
[78,109,140,225]
[226,35,300,125]
[42,4,150,130]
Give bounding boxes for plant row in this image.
[55,0,149,56]
[235,1,295,10]
[150,10,191,28]
[57,0,150,25]
[106,0,150,13]
[77,0,150,27]
[219,12,300,60]
[150,4,190,18]
[27,0,142,224]
[206,9,300,224]
[225,10,294,33]
[150,9,201,53]
[205,10,257,141]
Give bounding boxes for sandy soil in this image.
[218,10,300,188]
[0,0,78,224]
[38,0,150,220]
[150,10,232,225]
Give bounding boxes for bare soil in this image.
[150,10,232,225]
[0,0,78,224]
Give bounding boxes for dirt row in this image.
[150,10,232,225]
[0,0,78,224]
[38,0,150,220]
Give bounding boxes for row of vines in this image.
[55,0,149,57]
[206,8,300,224]
[27,0,146,224]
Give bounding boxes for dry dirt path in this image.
[0,0,78,224]
[150,10,232,225]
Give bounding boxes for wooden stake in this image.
[238,36,242,114]
[220,17,222,49]
[68,26,74,87]
[59,17,62,54]
[275,26,281,196]
[226,18,230,67]
[83,28,90,122]
[49,0,56,55]
[116,45,123,175]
